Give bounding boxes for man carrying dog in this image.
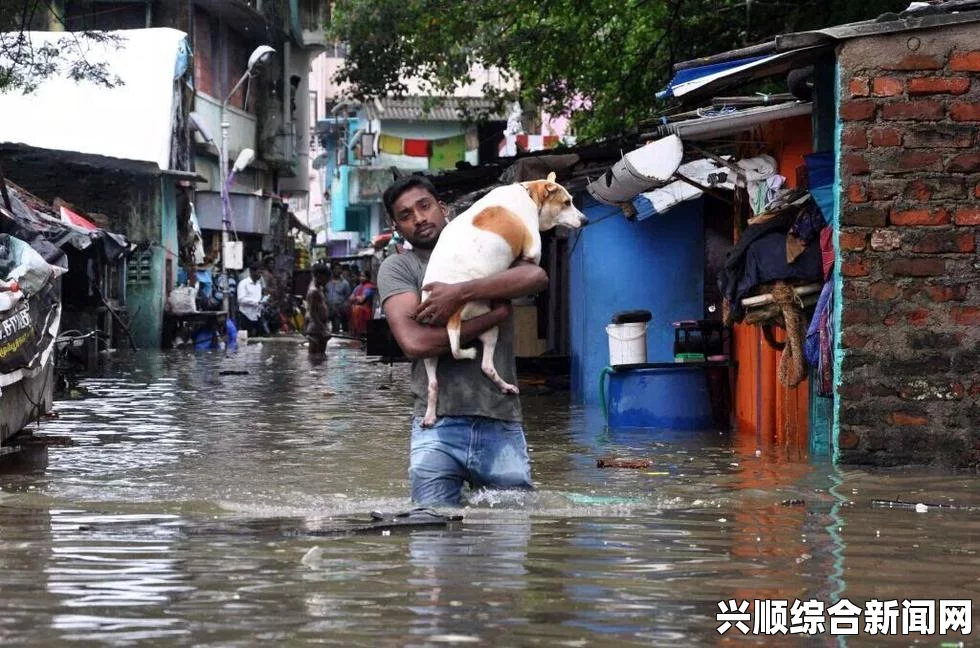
[377,176,549,506]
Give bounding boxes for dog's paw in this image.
[422,415,437,427]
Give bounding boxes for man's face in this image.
[389,187,447,250]
[249,268,260,282]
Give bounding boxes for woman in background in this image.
[348,270,376,338]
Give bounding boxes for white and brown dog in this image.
[419,172,587,426]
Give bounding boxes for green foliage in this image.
[329,0,902,140]
[1,0,123,94]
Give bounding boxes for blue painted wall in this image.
[569,196,705,404]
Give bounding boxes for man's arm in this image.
[414,261,548,326]
[384,291,512,360]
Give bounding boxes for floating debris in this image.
[596,457,652,469]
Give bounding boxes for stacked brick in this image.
[837,33,979,468]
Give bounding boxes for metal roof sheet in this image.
[364,96,507,121]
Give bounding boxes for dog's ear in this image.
[545,184,559,195]
[546,171,557,182]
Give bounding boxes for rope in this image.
[770,283,807,388]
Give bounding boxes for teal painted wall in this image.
[128,177,177,349]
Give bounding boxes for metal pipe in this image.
[642,102,812,141]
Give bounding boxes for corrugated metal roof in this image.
[364,97,507,121]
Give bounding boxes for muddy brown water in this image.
[0,342,977,646]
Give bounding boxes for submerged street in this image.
[0,342,976,645]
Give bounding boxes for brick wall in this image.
[837,24,979,468]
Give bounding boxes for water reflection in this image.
[0,345,975,645]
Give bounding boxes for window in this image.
[127,249,153,286]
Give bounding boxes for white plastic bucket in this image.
[606,322,648,366]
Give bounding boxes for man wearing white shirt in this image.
[236,261,267,336]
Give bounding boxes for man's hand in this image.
[415,282,467,326]
[490,299,513,320]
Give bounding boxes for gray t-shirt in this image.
[377,250,522,422]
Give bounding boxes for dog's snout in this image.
[579,215,589,226]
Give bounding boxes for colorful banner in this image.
[379,133,403,155]
[429,135,466,170]
[0,282,58,382]
[402,138,431,157]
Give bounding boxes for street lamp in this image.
[219,44,275,312]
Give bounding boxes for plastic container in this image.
[605,366,715,429]
[606,322,648,366]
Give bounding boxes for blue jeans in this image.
[409,416,533,506]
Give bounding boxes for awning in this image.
[288,211,315,236]
[656,46,828,103]
[1,181,128,261]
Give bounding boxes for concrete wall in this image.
[836,23,980,468]
[568,197,704,404]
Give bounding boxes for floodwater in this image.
[0,341,977,647]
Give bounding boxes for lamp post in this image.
[219,44,275,313]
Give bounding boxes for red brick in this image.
[837,384,866,401]
[844,153,870,176]
[949,101,980,121]
[869,127,902,147]
[848,182,868,203]
[838,429,861,449]
[844,304,872,325]
[842,207,887,228]
[870,281,900,300]
[903,124,974,149]
[884,54,944,71]
[925,284,969,302]
[950,50,980,72]
[908,76,971,95]
[870,229,902,251]
[848,77,870,97]
[907,179,933,201]
[970,383,980,398]
[881,101,943,120]
[842,282,864,301]
[911,231,975,254]
[890,412,929,426]
[947,153,980,173]
[840,100,876,121]
[952,306,980,326]
[954,208,980,225]
[842,258,871,277]
[883,310,901,326]
[841,127,868,149]
[868,180,904,201]
[886,258,946,277]
[842,330,870,349]
[840,230,868,251]
[872,76,904,96]
[890,208,950,226]
[975,183,980,199]
[886,150,943,172]
[906,308,930,326]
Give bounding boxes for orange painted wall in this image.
[732,115,812,459]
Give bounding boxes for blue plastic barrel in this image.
[604,366,715,430]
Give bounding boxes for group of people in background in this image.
[172,255,377,356]
[304,262,377,356]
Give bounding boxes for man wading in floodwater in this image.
[376,176,548,506]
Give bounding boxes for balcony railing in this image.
[193,91,257,160]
